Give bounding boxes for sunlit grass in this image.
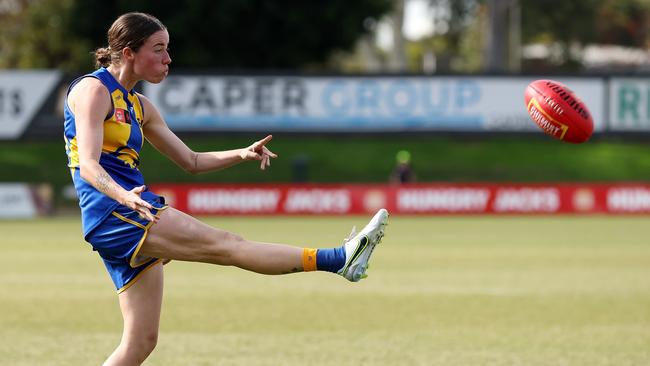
[1,215,649,365]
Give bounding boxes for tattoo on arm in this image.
[95,171,113,195]
[193,152,199,172]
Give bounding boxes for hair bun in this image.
[94,47,112,68]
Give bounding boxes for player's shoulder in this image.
[135,91,152,106]
[68,76,111,112]
[70,76,110,100]
[134,92,163,125]
[134,92,154,114]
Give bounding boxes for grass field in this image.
[1,215,649,365]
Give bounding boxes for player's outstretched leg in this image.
[139,207,389,280]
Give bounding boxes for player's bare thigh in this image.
[139,207,242,264]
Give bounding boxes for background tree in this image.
[520,0,650,72]
[427,0,481,72]
[520,0,600,71]
[0,0,89,69]
[1,0,392,71]
[5,0,650,73]
[411,0,650,73]
[594,0,650,46]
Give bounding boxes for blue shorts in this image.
[87,196,169,293]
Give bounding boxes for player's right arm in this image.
[69,78,157,222]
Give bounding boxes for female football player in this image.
[64,12,388,366]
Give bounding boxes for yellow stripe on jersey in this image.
[103,118,132,153]
[65,81,144,170]
[127,92,145,151]
[65,135,80,168]
[127,93,144,124]
[111,89,128,110]
[104,89,133,153]
[102,89,144,168]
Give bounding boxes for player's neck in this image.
[106,65,137,91]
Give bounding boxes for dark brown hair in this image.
[94,12,166,68]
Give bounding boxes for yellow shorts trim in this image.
[128,205,169,268]
[111,211,147,230]
[116,259,162,294]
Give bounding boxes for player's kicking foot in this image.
[338,208,389,282]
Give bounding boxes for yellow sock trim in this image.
[302,248,317,272]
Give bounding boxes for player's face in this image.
[133,29,171,84]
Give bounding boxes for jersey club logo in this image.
[114,109,131,124]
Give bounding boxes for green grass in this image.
[2,136,650,200]
[1,215,650,365]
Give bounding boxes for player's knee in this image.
[144,331,158,350]
[225,231,245,246]
[206,231,246,265]
[136,333,158,360]
[121,332,158,362]
[222,231,246,258]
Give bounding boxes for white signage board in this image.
[144,76,605,132]
[0,70,62,139]
[609,77,650,131]
[0,183,37,218]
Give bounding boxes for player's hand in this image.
[240,134,278,170]
[121,185,158,223]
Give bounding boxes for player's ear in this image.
[122,47,135,61]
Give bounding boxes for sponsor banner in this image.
[149,183,650,215]
[607,186,650,212]
[0,70,62,139]
[143,76,605,133]
[0,183,38,218]
[609,77,650,131]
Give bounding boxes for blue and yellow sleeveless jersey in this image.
[64,67,154,237]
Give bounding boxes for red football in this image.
[524,79,594,143]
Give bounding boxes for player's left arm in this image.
[138,93,277,174]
